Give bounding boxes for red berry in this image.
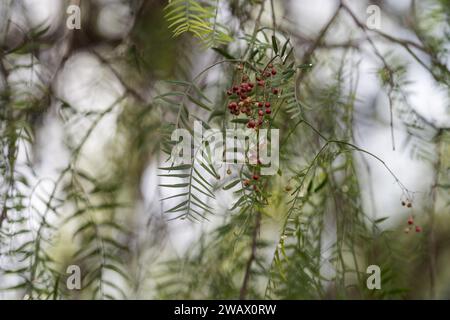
[265,108,271,114]
[271,68,277,75]
[227,89,233,96]
[272,88,279,95]
[247,120,256,128]
[258,102,263,108]
[415,226,422,233]
[407,217,414,225]
[252,174,259,180]
[232,86,239,92]
[248,82,254,88]
[258,110,264,116]
[257,80,265,87]
[264,71,271,78]
[240,94,247,100]
[228,102,237,109]
[268,63,273,68]
[265,102,271,108]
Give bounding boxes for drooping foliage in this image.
[0,0,449,300]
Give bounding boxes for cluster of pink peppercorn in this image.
[226,64,280,130]
[402,200,422,233]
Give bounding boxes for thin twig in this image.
[240,211,261,300]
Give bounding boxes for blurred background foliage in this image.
[0,0,449,299]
